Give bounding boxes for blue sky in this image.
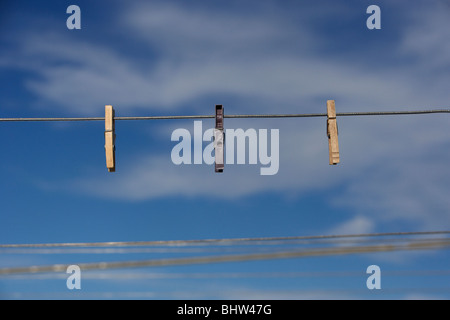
[0,0,449,299]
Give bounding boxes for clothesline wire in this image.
[1,238,449,275]
[6,269,450,280]
[2,236,448,254]
[1,231,449,249]
[0,109,449,122]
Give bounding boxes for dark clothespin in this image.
[215,105,224,173]
[105,105,116,172]
[327,100,340,165]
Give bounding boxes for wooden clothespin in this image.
[105,105,116,172]
[214,105,224,173]
[327,100,340,165]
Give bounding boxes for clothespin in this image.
[327,100,340,165]
[214,105,224,173]
[105,105,116,172]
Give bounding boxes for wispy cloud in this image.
[329,216,375,236]
[2,1,450,231]
[3,2,448,115]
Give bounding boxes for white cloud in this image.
[329,216,375,236]
[4,2,448,116]
[2,1,450,230]
[399,1,450,71]
[403,293,446,300]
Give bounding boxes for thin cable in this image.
[5,287,450,299]
[0,117,105,122]
[6,269,450,280]
[1,231,448,249]
[0,109,449,122]
[1,236,449,254]
[337,109,450,117]
[1,238,449,275]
